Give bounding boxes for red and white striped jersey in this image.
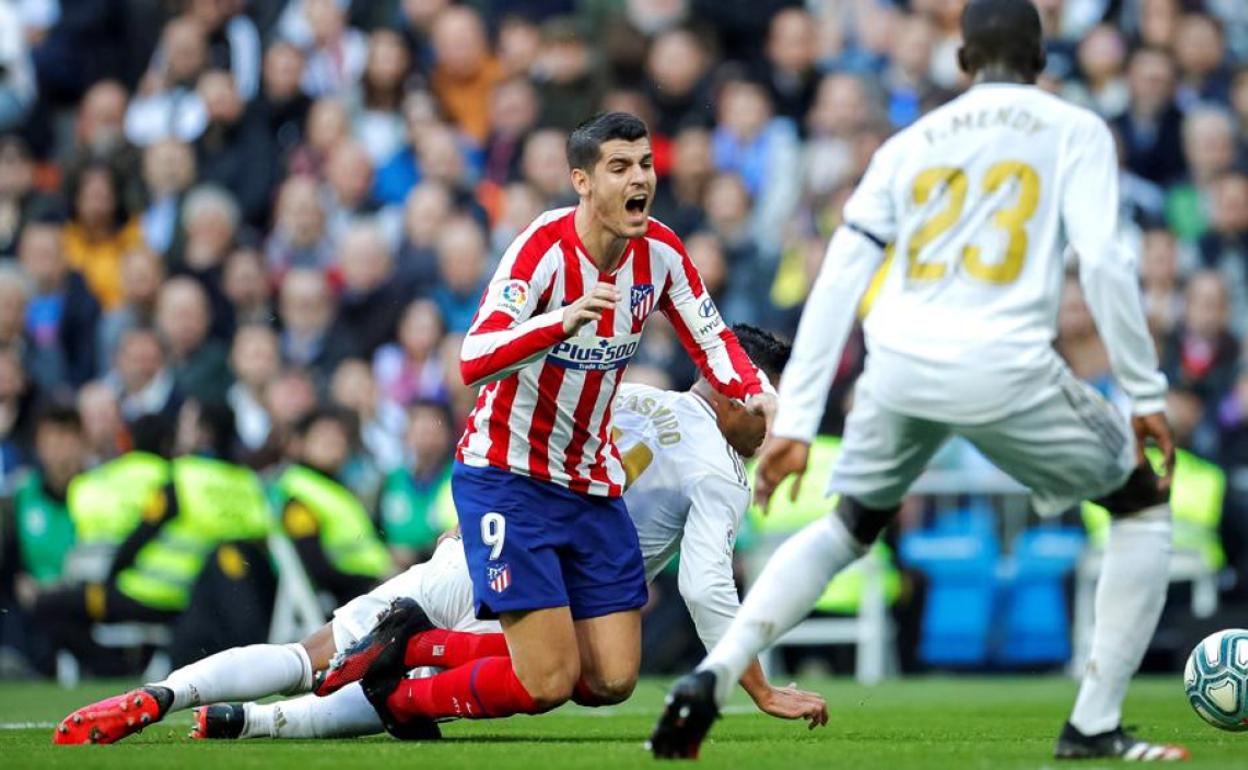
[457,207,767,497]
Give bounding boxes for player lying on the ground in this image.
[650,0,1187,762]
[53,325,826,744]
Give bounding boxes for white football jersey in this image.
[613,383,750,650]
[839,83,1165,424]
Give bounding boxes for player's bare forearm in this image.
[739,659,773,703]
[740,659,829,728]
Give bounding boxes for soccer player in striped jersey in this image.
[190,325,826,741]
[361,112,775,735]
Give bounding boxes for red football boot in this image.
[314,597,434,696]
[52,687,170,745]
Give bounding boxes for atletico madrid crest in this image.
[487,563,511,593]
[630,284,655,323]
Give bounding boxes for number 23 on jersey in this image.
[906,161,1040,286]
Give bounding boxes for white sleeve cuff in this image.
[1131,396,1167,417]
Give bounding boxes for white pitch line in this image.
[0,721,55,730]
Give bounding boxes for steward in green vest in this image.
[63,420,173,585]
[4,406,87,587]
[89,404,271,614]
[274,408,393,604]
[25,414,175,638]
[745,436,901,614]
[67,450,168,547]
[379,400,457,566]
[111,452,271,611]
[28,406,269,675]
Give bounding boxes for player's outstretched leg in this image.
[1057,478,1188,761]
[192,685,387,740]
[651,509,872,758]
[52,636,322,744]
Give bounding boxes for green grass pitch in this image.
[0,676,1243,769]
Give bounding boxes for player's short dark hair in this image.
[566,112,649,171]
[35,403,83,434]
[958,0,1045,81]
[731,324,791,383]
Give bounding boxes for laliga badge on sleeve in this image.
[497,280,530,317]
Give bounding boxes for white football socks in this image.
[698,514,866,705]
[241,684,384,739]
[1069,503,1172,735]
[154,643,314,712]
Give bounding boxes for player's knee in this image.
[576,673,636,706]
[835,497,899,545]
[525,677,576,711]
[517,662,579,710]
[1095,465,1170,518]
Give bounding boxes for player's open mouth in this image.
[625,193,649,216]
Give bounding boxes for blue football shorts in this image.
[452,462,648,621]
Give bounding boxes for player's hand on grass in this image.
[753,437,811,513]
[744,392,777,434]
[754,682,829,729]
[562,282,620,335]
[1131,411,1176,492]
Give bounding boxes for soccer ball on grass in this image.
[1184,628,1248,731]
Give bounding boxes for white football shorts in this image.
[831,366,1137,517]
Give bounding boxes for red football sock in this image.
[404,629,510,669]
[387,656,542,720]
